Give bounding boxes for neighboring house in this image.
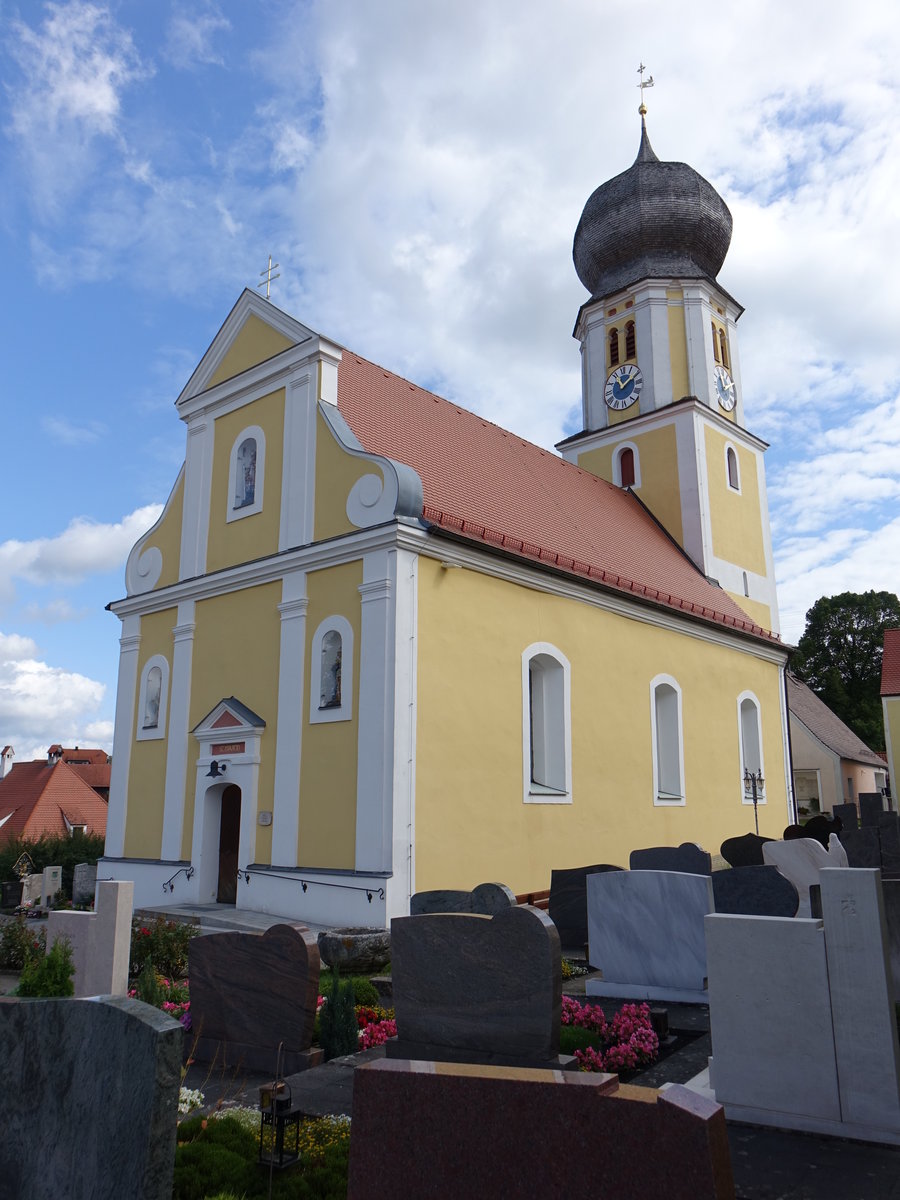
[881,629,900,802]
[100,118,793,926]
[47,745,111,801]
[0,760,109,847]
[787,673,888,817]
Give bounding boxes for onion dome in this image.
[573,120,733,301]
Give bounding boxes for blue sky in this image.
[1,1,898,760]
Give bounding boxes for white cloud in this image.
[0,648,107,752]
[0,633,39,660]
[164,7,231,71]
[21,599,89,625]
[41,415,108,444]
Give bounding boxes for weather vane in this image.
[637,63,654,115]
[257,254,280,300]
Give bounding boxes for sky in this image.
[0,0,898,761]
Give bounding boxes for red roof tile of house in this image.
[337,353,777,643]
[0,761,108,847]
[882,629,900,697]
[53,746,109,766]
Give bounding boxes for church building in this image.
[100,118,793,925]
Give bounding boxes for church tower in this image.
[558,114,780,637]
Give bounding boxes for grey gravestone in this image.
[882,881,900,1009]
[389,905,566,1068]
[879,815,900,875]
[712,866,799,917]
[0,997,181,1200]
[189,923,322,1072]
[548,864,623,951]
[586,870,714,1003]
[838,827,882,868]
[720,832,773,868]
[860,794,886,827]
[833,803,859,831]
[72,862,98,906]
[629,843,711,875]
[410,881,516,916]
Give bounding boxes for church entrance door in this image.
[216,785,241,904]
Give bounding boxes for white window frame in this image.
[226,425,266,522]
[136,654,170,742]
[725,442,741,493]
[309,615,354,724]
[650,673,685,806]
[737,690,766,805]
[522,642,572,805]
[613,441,642,489]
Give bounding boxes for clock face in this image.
[605,364,643,411]
[714,365,736,411]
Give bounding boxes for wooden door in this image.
[216,785,241,904]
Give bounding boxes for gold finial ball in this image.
[639,103,647,116]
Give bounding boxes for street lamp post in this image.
[744,769,765,834]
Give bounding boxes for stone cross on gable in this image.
[637,63,655,115]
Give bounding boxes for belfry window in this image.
[608,328,620,368]
[719,329,729,369]
[624,321,636,360]
[712,322,720,362]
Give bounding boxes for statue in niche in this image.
[320,631,342,709]
[143,665,162,728]
[235,437,257,508]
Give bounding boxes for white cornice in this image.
[558,396,769,456]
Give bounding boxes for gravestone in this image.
[838,827,881,868]
[410,882,516,916]
[762,835,849,917]
[389,905,565,1068]
[719,832,773,868]
[629,843,712,875]
[711,866,798,917]
[586,870,713,1003]
[189,923,322,1072]
[784,815,841,848]
[72,862,98,906]
[41,865,62,907]
[349,1060,735,1200]
[878,814,900,875]
[860,793,886,827]
[548,864,623,951]
[47,880,133,997]
[0,996,181,1199]
[883,880,900,1007]
[833,802,858,831]
[20,872,42,907]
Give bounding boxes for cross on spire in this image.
[637,63,654,116]
[257,254,280,300]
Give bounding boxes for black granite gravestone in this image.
[839,827,882,868]
[860,794,886,827]
[629,843,711,875]
[833,803,859,831]
[410,882,516,916]
[878,814,900,875]
[720,832,773,868]
[711,865,799,916]
[548,864,623,950]
[784,815,840,849]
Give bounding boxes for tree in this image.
[792,590,900,751]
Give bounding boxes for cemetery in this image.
[2,807,900,1198]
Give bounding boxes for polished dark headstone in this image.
[189,923,322,1073]
[784,815,840,849]
[630,843,711,875]
[838,827,882,868]
[860,793,886,827]
[833,803,859,831]
[883,881,900,1009]
[410,881,517,916]
[389,905,565,1068]
[711,866,799,917]
[878,815,900,875]
[548,864,623,950]
[720,832,774,868]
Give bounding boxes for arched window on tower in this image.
[719,328,729,369]
[608,327,620,368]
[726,446,740,491]
[620,447,635,488]
[712,322,720,363]
[625,321,636,360]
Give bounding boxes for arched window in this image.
[712,321,720,363]
[226,425,266,522]
[718,328,729,369]
[522,643,572,804]
[742,570,750,597]
[136,654,169,742]
[624,320,636,361]
[309,616,354,723]
[738,693,765,805]
[608,327,620,368]
[726,445,740,491]
[651,674,685,805]
[620,447,635,488]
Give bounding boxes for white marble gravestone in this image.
[762,834,848,916]
[47,880,134,997]
[586,870,713,1003]
[21,873,42,907]
[41,865,62,908]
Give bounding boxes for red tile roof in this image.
[882,629,900,696]
[0,761,108,846]
[337,353,777,643]
[52,746,109,766]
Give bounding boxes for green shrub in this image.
[130,915,197,979]
[559,1025,602,1055]
[0,919,45,970]
[318,969,357,1060]
[319,968,378,1007]
[134,959,164,1007]
[0,832,105,901]
[16,937,75,997]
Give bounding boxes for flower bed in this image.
[560,996,658,1073]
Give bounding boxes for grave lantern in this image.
[743,769,765,834]
[258,1078,301,1170]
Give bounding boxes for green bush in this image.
[0,919,45,970]
[130,915,198,979]
[559,1025,602,1055]
[0,832,105,902]
[319,968,378,1007]
[318,969,357,1060]
[16,937,74,997]
[134,958,164,1006]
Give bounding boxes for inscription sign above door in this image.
[211,741,245,755]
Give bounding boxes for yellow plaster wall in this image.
[144,470,185,591]
[124,608,176,858]
[297,561,363,868]
[414,557,787,894]
[576,444,615,485]
[314,408,385,543]
[705,426,766,575]
[885,697,900,795]
[206,389,285,574]
[579,425,684,547]
[181,581,282,861]
[207,314,294,389]
[608,404,641,427]
[667,291,690,399]
[724,591,772,632]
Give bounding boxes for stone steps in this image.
[133,902,328,937]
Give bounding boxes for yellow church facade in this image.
[101,122,793,925]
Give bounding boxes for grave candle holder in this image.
[258,1079,301,1169]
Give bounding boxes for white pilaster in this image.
[279,370,317,551]
[160,602,196,861]
[271,574,308,866]
[683,287,715,407]
[355,550,397,872]
[635,285,672,410]
[386,549,418,918]
[105,616,141,857]
[179,416,213,579]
